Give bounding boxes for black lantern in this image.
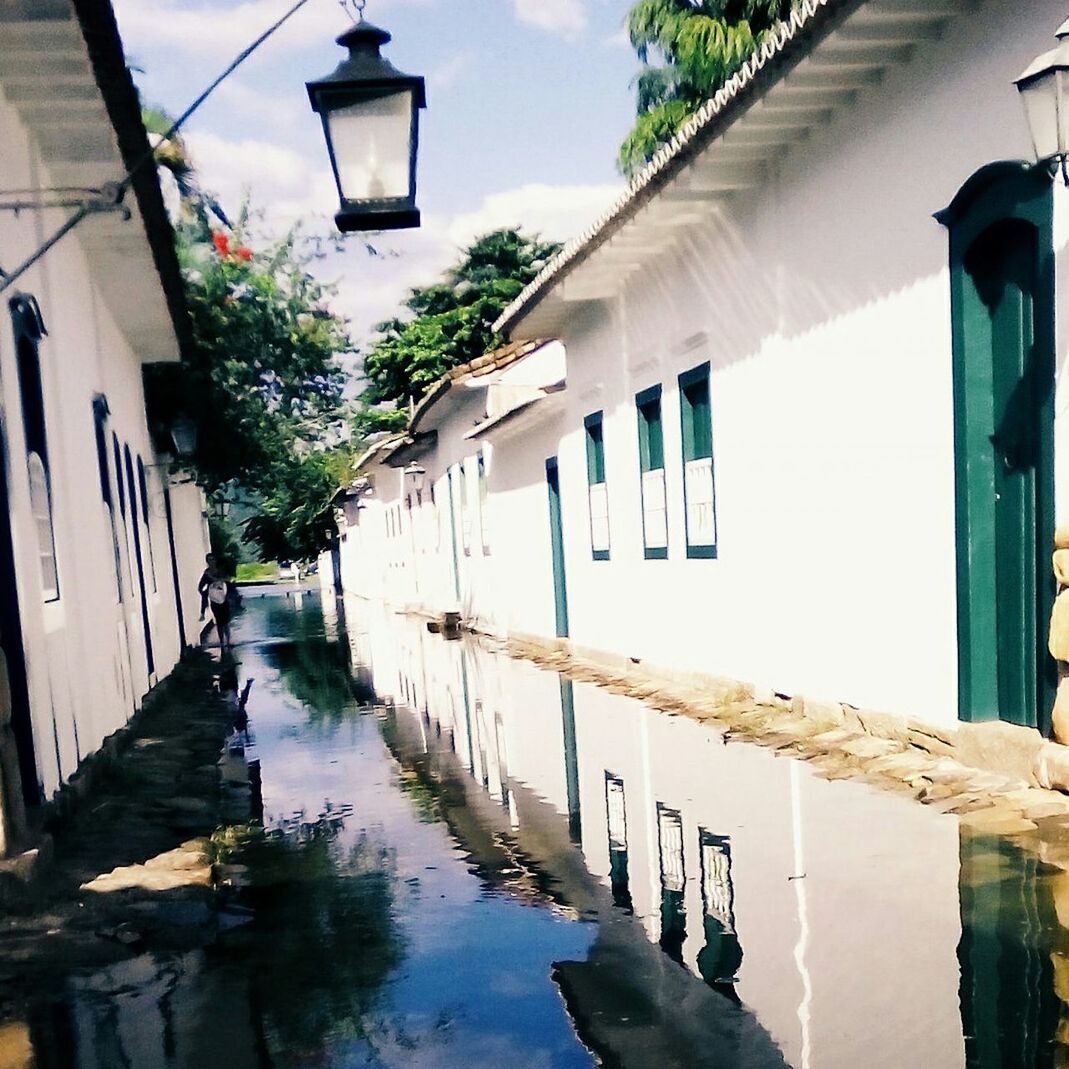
[1016,18,1069,171]
[306,21,426,232]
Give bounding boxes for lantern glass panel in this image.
[1019,69,1065,161]
[326,88,413,202]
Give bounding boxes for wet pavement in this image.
[6,588,1069,1066]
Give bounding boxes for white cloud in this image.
[326,181,623,346]
[428,51,474,93]
[114,0,434,63]
[445,181,621,248]
[512,0,587,39]
[183,129,337,227]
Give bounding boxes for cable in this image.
[0,0,315,297]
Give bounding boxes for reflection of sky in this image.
[232,595,597,1068]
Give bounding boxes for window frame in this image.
[636,384,668,560]
[11,297,60,602]
[678,362,718,559]
[584,411,610,561]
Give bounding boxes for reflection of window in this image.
[478,452,490,556]
[679,362,717,558]
[697,829,743,992]
[28,455,58,601]
[460,460,472,556]
[657,804,686,962]
[585,411,609,560]
[605,773,632,911]
[636,385,667,559]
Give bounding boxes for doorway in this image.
[941,163,1055,731]
[546,457,569,638]
[0,430,40,805]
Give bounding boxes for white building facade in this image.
[0,0,209,845]
[335,0,1069,738]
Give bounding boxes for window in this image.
[478,452,490,555]
[584,411,610,560]
[27,456,58,601]
[11,296,59,602]
[137,457,158,593]
[636,385,667,559]
[679,362,717,558]
[93,396,122,601]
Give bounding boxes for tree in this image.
[618,0,796,177]
[144,107,355,561]
[361,229,561,408]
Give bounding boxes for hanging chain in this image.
[355,0,366,20]
[339,0,365,22]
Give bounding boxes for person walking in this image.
[197,554,233,649]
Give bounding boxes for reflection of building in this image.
[329,3,1069,747]
[0,0,208,852]
[350,601,966,1068]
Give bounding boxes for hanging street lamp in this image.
[1016,18,1069,181]
[306,18,427,232]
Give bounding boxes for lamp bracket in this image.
[0,182,130,219]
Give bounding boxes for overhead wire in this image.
[0,0,317,296]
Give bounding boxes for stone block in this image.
[957,720,1045,785]
[1052,591,1069,661]
[790,695,845,730]
[1055,550,1069,588]
[1055,676,1069,747]
[1034,742,1069,792]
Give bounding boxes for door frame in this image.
[546,456,570,638]
[937,160,1056,731]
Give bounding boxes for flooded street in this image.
[7,589,1069,1067]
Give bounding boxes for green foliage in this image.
[619,0,795,176]
[235,562,280,582]
[145,108,358,562]
[361,229,561,407]
[208,514,242,576]
[242,446,357,563]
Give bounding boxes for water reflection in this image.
[346,597,965,1069]
[15,591,1069,1068]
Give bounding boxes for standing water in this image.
[7,589,1069,1067]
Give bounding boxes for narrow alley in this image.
[0,588,1060,1068]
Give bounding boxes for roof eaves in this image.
[409,338,550,434]
[492,0,863,336]
[68,0,194,360]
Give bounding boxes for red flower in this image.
[212,232,230,257]
[236,246,253,262]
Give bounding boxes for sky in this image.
[111,0,638,352]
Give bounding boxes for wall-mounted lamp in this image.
[170,414,198,459]
[403,462,426,492]
[1016,18,1069,182]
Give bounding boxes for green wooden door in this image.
[546,457,569,638]
[942,164,1055,731]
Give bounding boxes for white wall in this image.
[0,88,208,800]
[338,1,1069,733]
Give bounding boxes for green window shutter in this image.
[584,411,610,560]
[678,363,717,559]
[636,385,667,559]
[584,411,605,485]
[636,385,664,472]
